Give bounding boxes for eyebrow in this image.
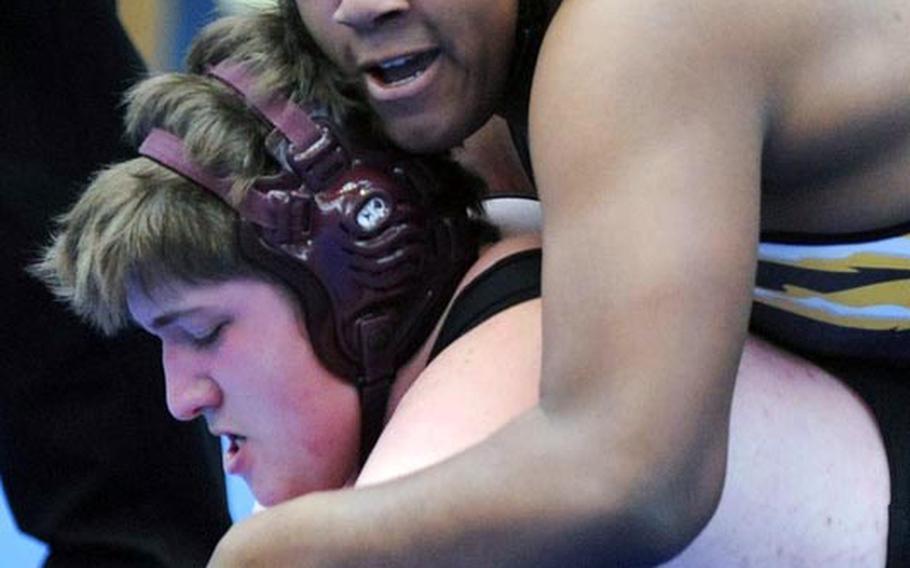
[149,307,206,330]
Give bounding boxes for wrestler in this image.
[34,60,887,565]
[182,1,910,564]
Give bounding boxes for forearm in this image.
[210,400,723,568]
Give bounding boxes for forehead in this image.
[126,277,296,330]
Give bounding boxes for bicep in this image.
[356,300,542,487]
[532,0,766,410]
[526,1,772,509]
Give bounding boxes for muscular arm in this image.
[529,0,768,553]
[209,1,778,565]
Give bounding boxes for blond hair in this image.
[183,8,490,226]
[185,2,377,138]
[32,72,279,335]
[33,11,490,336]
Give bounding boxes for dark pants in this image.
[0,1,232,565]
[814,356,910,568]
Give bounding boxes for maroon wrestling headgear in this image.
[139,61,477,462]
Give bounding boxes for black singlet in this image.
[428,249,542,363]
[499,0,561,181]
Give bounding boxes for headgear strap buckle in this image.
[208,60,351,191]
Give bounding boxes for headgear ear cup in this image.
[140,63,478,463]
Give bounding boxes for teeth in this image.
[380,55,415,70]
[370,50,438,86]
[387,69,424,86]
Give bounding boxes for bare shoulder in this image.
[531,0,830,156]
[356,235,542,486]
[544,0,824,70]
[536,0,903,142]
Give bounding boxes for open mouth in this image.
[225,433,247,458]
[366,49,440,87]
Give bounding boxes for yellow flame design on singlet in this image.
[754,235,910,331]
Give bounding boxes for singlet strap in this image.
[500,0,561,181]
[428,249,542,362]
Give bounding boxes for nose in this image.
[333,0,409,29]
[162,345,222,421]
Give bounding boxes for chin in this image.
[387,125,455,154]
[382,111,478,154]
[250,481,305,508]
[251,489,285,508]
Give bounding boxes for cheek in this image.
[295,2,346,63]
[259,339,360,458]
[294,375,361,458]
[268,381,361,497]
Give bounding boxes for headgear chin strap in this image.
[139,62,477,463]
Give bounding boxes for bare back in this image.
[758,0,910,233]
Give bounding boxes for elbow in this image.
[546,434,725,566]
[549,470,721,566]
[621,471,723,563]
[588,452,725,565]
[538,368,734,563]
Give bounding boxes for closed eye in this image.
[190,321,228,350]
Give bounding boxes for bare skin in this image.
[361,319,889,567]
[209,0,910,565]
[208,241,890,567]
